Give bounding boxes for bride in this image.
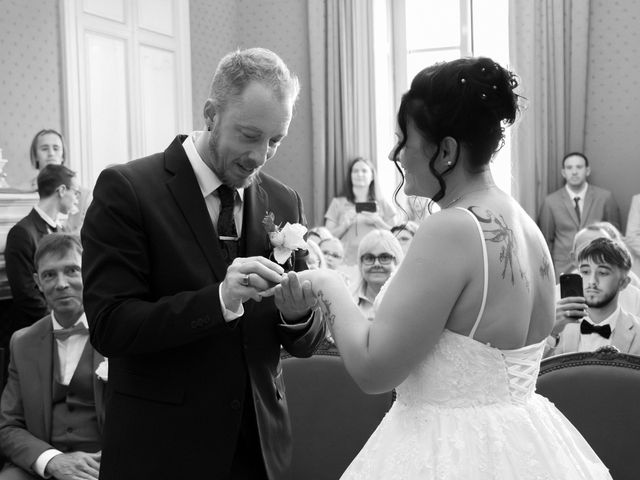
[275,57,611,478]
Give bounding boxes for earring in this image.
[446,161,453,166]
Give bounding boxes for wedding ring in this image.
[241,274,250,287]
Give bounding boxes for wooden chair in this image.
[537,346,640,480]
[281,343,394,480]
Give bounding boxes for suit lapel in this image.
[582,186,595,225]
[561,189,580,227]
[164,137,227,281]
[29,209,54,235]
[34,321,53,441]
[612,311,634,353]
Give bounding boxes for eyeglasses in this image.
[360,253,395,265]
[322,251,343,260]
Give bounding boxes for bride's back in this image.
[444,190,555,349]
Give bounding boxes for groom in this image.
[81,48,325,479]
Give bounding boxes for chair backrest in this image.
[537,347,640,480]
[281,344,394,480]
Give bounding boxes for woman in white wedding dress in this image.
[280,57,611,479]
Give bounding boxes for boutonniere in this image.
[262,211,308,265]
[95,358,108,382]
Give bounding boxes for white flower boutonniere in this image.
[95,359,108,382]
[262,212,308,265]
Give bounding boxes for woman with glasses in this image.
[353,230,403,321]
[277,57,610,478]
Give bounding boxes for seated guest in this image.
[0,233,104,480]
[352,230,404,321]
[4,165,81,340]
[555,223,640,317]
[390,221,419,254]
[324,157,397,266]
[625,193,640,278]
[319,237,353,286]
[545,237,640,357]
[306,226,333,246]
[305,240,327,270]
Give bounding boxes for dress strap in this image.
[455,207,488,339]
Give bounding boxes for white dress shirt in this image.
[34,313,90,478]
[182,133,246,322]
[565,183,588,218]
[34,206,60,232]
[578,306,620,352]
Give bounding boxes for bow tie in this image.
[580,320,612,339]
[53,323,89,341]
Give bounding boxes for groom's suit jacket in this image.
[544,308,640,358]
[0,315,105,474]
[81,135,325,480]
[537,184,621,279]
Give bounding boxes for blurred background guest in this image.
[390,221,419,255]
[305,240,327,270]
[625,193,640,279]
[306,225,333,246]
[352,229,403,321]
[21,129,90,233]
[319,237,352,286]
[324,157,397,266]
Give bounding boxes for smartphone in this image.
[355,201,377,213]
[560,273,584,298]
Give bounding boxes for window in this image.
[61,0,192,188]
[374,0,511,210]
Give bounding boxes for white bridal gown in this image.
[341,208,612,480]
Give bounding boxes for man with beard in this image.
[81,48,325,479]
[544,237,640,357]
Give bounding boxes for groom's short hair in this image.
[208,48,300,114]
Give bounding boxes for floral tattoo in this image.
[316,290,335,327]
[469,206,530,291]
[539,252,552,280]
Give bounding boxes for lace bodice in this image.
[395,329,545,408]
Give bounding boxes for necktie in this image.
[217,184,239,264]
[53,323,89,341]
[580,319,612,339]
[573,197,581,224]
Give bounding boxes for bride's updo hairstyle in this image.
[392,57,520,208]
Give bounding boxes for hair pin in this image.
[492,85,498,90]
[460,78,466,84]
[480,93,487,100]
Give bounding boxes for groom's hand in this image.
[274,271,317,323]
[221,257,284,310]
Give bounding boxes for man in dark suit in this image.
[0,233,105,480]
[81,48,325,480]
[538,152,621,279]
[4,165,81,341]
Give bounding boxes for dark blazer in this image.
[537,184,621,279]
[4,209,51,337]
[81,136,326,480]
[0,315,105,475]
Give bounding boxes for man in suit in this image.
[0,233,104,480]
[81,48,326,480]
[4,165,81,347]
[538,152,621,279]
[545,237,640,357]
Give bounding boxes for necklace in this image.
[443,185,495,209]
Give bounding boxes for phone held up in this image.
[355,201,377,213]
[559,273,584,298]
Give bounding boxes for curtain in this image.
[508,0,591,218]
[307,0,377,225]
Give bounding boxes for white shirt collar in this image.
[565,182,588,201]
[584,304,621,331]
[51,311,88,330]
[34,206,59,229]
[182,132,244,201]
